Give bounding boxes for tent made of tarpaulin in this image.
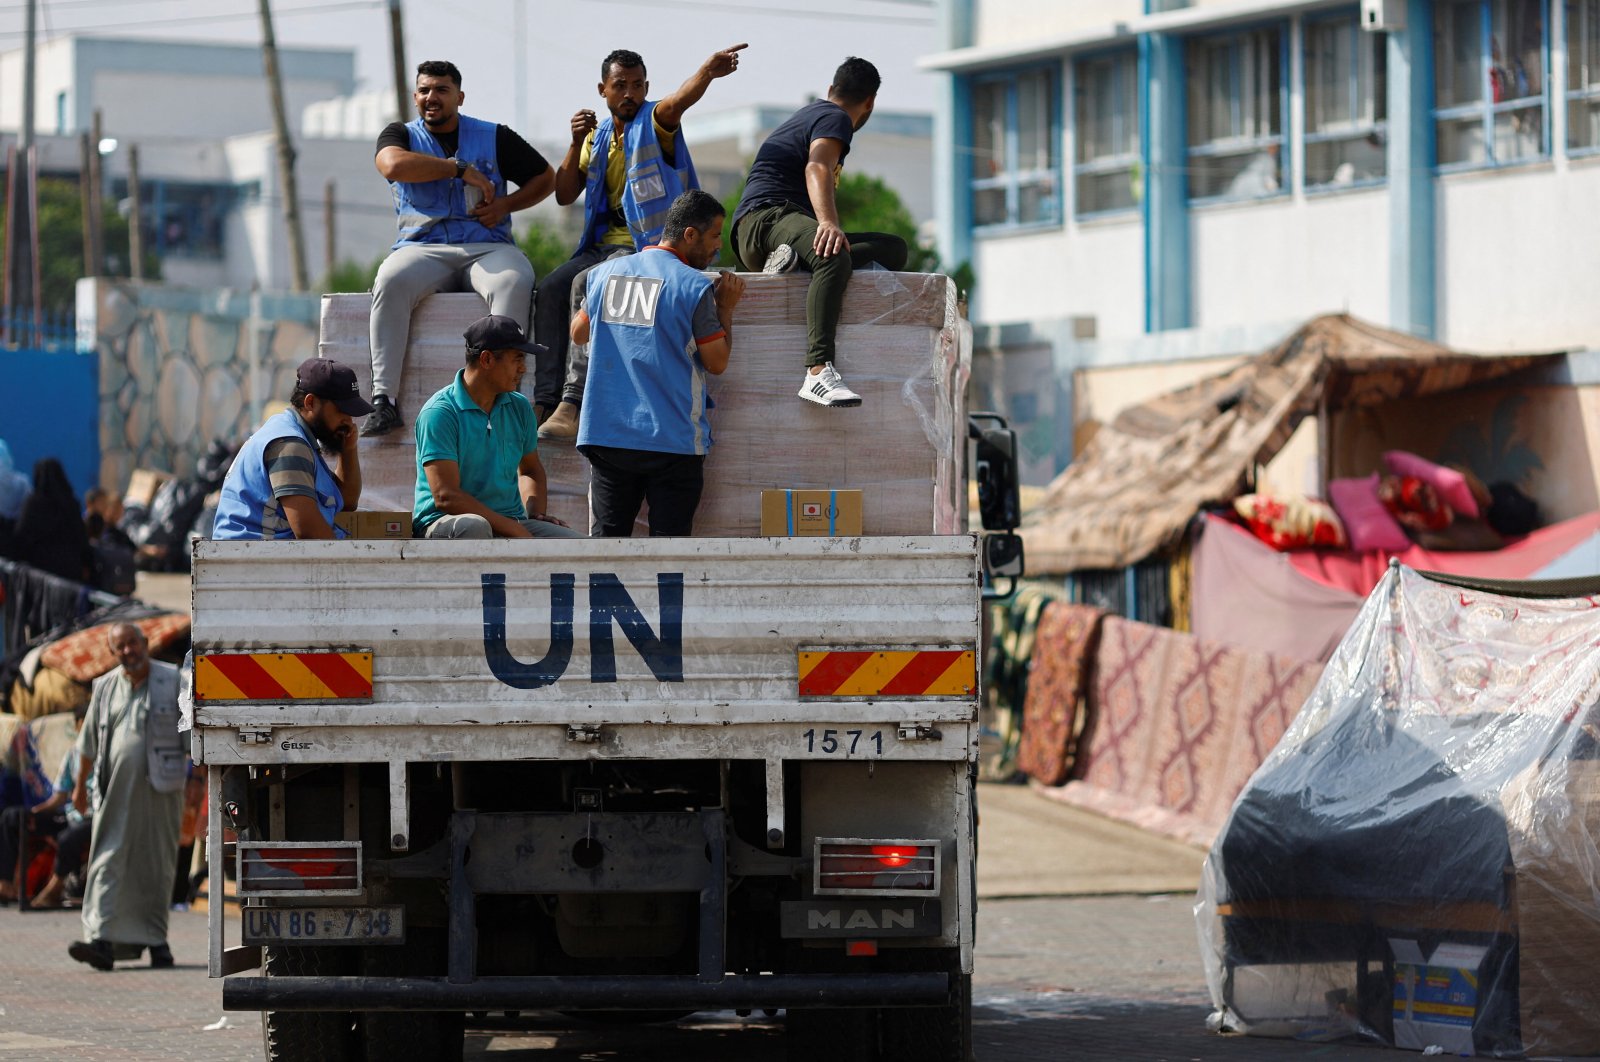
[1023,314,1558,575]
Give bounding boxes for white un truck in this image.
[187,273,1023,1061]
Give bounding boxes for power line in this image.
[0,0,382,37]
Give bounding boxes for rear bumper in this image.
[223,971,952,1012]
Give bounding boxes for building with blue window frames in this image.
[924,0,1600,488]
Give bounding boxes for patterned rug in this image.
[1016,602,1107,786]
[1038,616,1323,847]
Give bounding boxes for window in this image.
[1186,26,1287,201]
[110,179,235,260]
[1568,0,1600,152]
[971,67,1061,230]
[1304,14,1388,187]
[1434,0,1547,168]
[1073,50,1141,216]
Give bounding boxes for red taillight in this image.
[237,841,362,896]
[814,838,940,896]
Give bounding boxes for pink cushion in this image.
[1328,474,1412,552]
[1383,451,1480,518]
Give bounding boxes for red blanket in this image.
[1016,602,1106,786]
[1039,616,1323,847]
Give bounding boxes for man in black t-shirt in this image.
[362,59,556,437]
[730,57,908,409]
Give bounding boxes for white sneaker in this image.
[798,363,862,407]
[763,244,798,274]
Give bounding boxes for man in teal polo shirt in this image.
[413,315,583,539]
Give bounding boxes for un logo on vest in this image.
[602,274,662,327]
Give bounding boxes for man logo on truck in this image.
[481,571,684,688]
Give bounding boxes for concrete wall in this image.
[972,216,1143,338]
[1190,188,1391,331]
[80,278,318,490]
[1436,162,1600,352]
[0,349,98,499]
[971,0,1143,46]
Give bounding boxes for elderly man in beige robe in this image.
[66,622,187,970]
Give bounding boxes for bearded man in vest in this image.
[363,59,556,437]
[532,43,745,441]
[212,359,372,540]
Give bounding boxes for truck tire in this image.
[879,973,973,1062]
[785,1007,876,1061]
[359,932,464,1062]
[260,946,357,1062]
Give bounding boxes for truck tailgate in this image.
[189,536,980,765]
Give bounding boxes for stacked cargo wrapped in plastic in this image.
[1197,563,1600,1057]
[318,270,969,537]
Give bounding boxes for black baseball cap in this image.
[464,314,548,357]
[296,358,375,417]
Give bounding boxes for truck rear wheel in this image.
[879,973,973,1062]
[260,946,357,1062]
[358,931,463,1062]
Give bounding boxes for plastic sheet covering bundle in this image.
[1197,564,1600,1057]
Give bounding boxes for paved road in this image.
[0,894,1406,1060]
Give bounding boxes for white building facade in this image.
[924,0,1600,481]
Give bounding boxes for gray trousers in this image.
[422,513,583,539]
[369,242,536,399]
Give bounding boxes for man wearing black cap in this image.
[413,315,583,539]
[212,359,373,540]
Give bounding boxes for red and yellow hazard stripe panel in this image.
[195,652,373,702]
[798,649,975,698]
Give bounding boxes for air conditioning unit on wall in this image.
[1362,0,1406,31]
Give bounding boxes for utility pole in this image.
[388,0,409,125]
[89,108,105,274]
[7,0,38,339]
[513,0,526,134]
[323,178,336,283]
[127,144,145,281]
[78,133,94,275]
[258,0,310,292]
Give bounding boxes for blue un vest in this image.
[213,409,345,540]
[391,114,512,249]
[578,248,716,456]
[579,101,699,254]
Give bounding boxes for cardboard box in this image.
[334,511,413,540]
[1390,938,1487,1055]
[125,468,173,508]
[760,490,863,537]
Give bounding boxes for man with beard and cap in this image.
[532,43,745,442]
[412,315,584,540]
[730,57,908,409]
[570,190,743,537]
[212,359,373,540]
[67,622,186,970]
[362,59,557,437]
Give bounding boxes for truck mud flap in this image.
[222,971,953,1012]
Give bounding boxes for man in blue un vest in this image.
[212,359,372,540]
[533,43,746,442]
[364,59,557,437]
[570,190,744,537]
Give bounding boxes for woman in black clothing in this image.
[10,459,92,583]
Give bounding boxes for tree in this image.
[0,175,155,313]
[717,171,973,298]
[323,255,384,294]
[517,220,572,284]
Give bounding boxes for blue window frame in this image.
[1304,11,1389,188]
[1568,0,1600,153]
[1185,24,1290,202]
[1433,0,1548,169]
[971,65,1062,231]
[1073,49,1141,217]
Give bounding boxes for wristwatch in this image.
[450,158,469,180]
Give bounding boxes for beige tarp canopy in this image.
[1023,314,1558,575]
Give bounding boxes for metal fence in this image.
[0,307,78,350]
